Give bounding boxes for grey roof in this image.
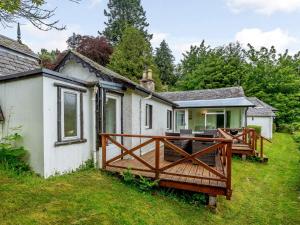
[159,87,245,101]
[0,34,39,76]
[55,50,176,106]
[247,97,277,117]
[174,97,254,108]
[0,34,38,58]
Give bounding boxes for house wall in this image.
[123,91,173,155]
[58,60,98,82]
[0,77,44,175]
[42,76,94,177]
[247,116,273,139]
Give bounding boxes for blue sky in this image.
[2,0,300,61]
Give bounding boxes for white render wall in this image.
[42,77,93,177]
[247,116,273,139]
[123,91,173,154]
[0,77,44,175]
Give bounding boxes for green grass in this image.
[0,133,300,225]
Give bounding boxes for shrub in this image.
[138,175,158,191]
[121,168,135,183]
[293,133,300,143]
[247,125,262,135]
[277,124,295,134]
[0,133,31,173]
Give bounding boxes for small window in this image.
[0,106,4,122]
[56,85,86,146]
[63,91,79,138]
[145,104,152,129]
[167,110,172,130]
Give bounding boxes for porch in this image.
[100,131,232,201]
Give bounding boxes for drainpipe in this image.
[139,93,152,155]
[91,85,99,167]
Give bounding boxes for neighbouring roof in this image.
[0,34,39,76]
[0,34,38,58]
[247,97,277,117]
[55,50,176,106]
[159,87,245,101]
[159,87,254,108]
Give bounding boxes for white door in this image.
[105,93,122,160]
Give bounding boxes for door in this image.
[105,93,122,160]
[175,110,186,132]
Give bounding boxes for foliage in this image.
[154,40,177,86]
[277,123,295,134]
[75,35,113,66]
[77,159,94,171]
[247,125,262,135]
[101,0,152,45]
[0,132,30,173]
[38,48,64,69]
[120,167,135,183]
[137,175,158,191]
[175,42,300,127]
[0,134,299,224]
[292,132,300,143]
[108,26,163,90]
[0,0,80,30]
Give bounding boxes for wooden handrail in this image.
[100,133,233,189]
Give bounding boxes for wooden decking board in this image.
[106,149,227,189]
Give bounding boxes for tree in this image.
[38,48,63,69]
[154,40,177,86]
[108,26,162,90]
[101,0,152,45]
[0,0,80,30]
[67,34,113,66]
[175,41,247,90]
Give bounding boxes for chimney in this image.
[140,68,155,92]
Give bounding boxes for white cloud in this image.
[89,0,102,7]
[235,28,298,52]
[226,0,300,15]
[151,32,169,47]
[21,23,82,53]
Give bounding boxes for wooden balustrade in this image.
[100,133,233,199]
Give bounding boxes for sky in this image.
[1,0,300,62]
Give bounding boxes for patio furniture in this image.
[229,129,238,136]
[180,129,193,136]
[164,132,192,162]
[192,133,217,166]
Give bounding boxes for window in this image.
[105,97,117,134]
[0,106,4,122]
[145,104,152,129]
[55,83,86,146]
[167,110,172,130]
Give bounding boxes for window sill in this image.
[55,138,87,147]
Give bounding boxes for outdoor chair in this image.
[192,133,217,166]
[164,132,192,162]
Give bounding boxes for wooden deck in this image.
[219,128,270,161]
[101,133,233,199]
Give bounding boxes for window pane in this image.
[176,111,185,131]
[105,98,117,134]
[64,92,77,137]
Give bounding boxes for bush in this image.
[277,124,295,134]
[247,125,262,135]
[0,133,31,173]
[293,133,300,143]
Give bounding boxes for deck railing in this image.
[219,128,271,159]
[101,133,233,199]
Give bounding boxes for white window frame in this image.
[167,110,173,130]
[145,104,152,129]
[61,89,81,141]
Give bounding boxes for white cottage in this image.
[0,50,175,177]
[0,35,276,177]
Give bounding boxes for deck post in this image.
[260,137,263,160]
[208,195,217,207]
[155,138,160,180]
[101,135,107,169]
[226,141,232,200]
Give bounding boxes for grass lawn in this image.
[0,133,300,225]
